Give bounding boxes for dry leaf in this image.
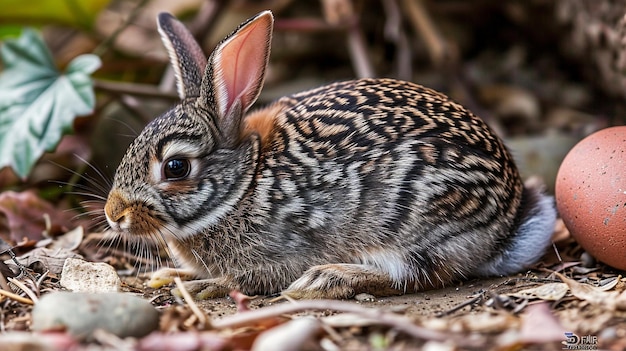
[510,283,569,301]
[6,247,83,275]
[615,290,626,310]
[517,302,567,345]
[0,191,76,247]
[45,226,84,251]
[597,276,620,291]
[556,272,619,309]
[451,312,517,333]
[230,290,253,313]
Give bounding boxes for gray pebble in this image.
[31,292,159,341]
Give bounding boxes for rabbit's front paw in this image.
[282,264,403,299]
[171,278,233,299]
[147,267,198,288]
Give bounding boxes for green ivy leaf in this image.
[0,28,101,179]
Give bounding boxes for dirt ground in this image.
[186,276,514,319]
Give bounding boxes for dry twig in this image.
[0,288,34,305]
[174,277,210,329]
[212,299,451,343]
[401,0,452,66]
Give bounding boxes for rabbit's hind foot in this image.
[282,264,405,299]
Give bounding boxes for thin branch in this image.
[321,0,374,78]
[92,0,151,57]
[7,277,39,304]
[401,0,453,67]
[382,0,412,80]
[347,22,376,78]
[174,277,210,329]
[211,299,449,342]
[0,288,34,305]
[188,0,227,42]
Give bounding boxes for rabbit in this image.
[103,10,556,299]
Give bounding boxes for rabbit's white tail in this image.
[475,188,556,276]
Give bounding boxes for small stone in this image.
[32,292,160,341]
[354,293,375,302]
[60,257,121,293]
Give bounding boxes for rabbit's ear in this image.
[201,11,273,144]
[158,12,207,99]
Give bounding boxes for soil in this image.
[186,276,515,319]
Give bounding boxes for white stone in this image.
[60,257,121,293]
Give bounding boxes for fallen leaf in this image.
[516,302,567,345]
[6,247,83,275]
[45,226,84,251]
[510,283,569,301]
[613,290,626,310]
[597,276,620,291]
[556,272,619,309]
[230,290,253,313]
[0,191,76,246]
[452,312,517,333]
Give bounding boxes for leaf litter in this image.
[0,204,625,351]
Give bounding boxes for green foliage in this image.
[0,26,22,40]
[0,0,111,30]
[0,29,101,179]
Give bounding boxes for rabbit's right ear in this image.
[157,13,207,99]
[200,11,274,146]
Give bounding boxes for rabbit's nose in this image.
[104,190,131,231]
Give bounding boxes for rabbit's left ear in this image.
[157,13,208,99]
[200,11,274,141]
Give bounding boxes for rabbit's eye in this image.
[163,158,191,180]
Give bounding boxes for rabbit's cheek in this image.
[157,180,202,196]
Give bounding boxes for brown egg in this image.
[555,126,626,270]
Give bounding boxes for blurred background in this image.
[0,0,625,201]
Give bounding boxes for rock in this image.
[354,293,376,302]
[505,132,579,193]
[60,257,121,292]
[31,292,160,341]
